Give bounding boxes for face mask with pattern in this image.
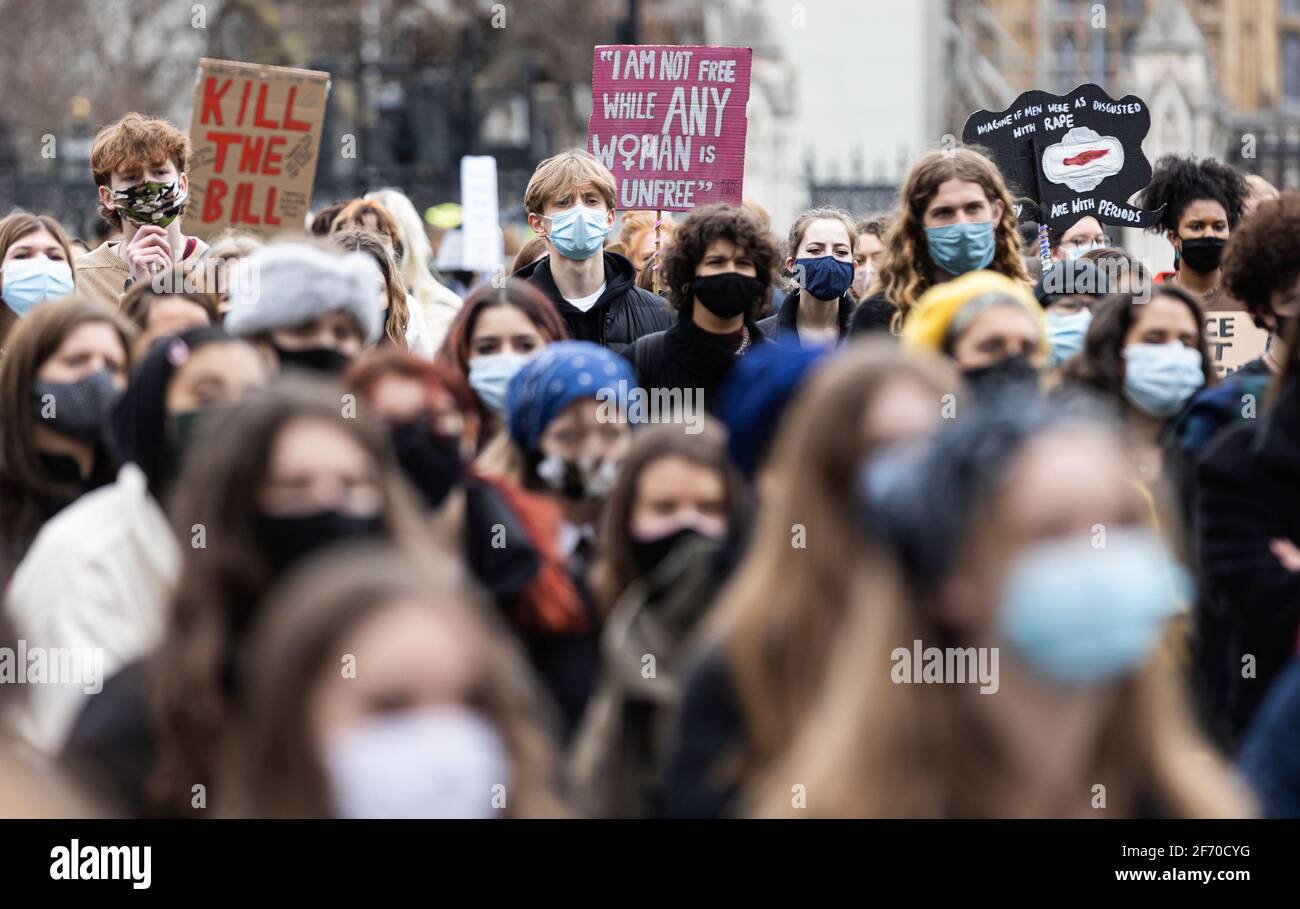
[110,180,186,227]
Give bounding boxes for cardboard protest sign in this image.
[588,45,751,212]
[962,83,1163,233]
[1204,312,1270,377]
[186,58,330,239]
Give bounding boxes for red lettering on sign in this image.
[239,136,266,173]
[263,136,285,175]
[202,179,227,221]
[200,78,231,126]
[253,84,278,129]
[231,182,260,225]
[283,87,311,131]
[207,131,243,173]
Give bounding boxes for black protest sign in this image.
[962,83,1163,233]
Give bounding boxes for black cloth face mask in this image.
[630,525,713,576]
[961,355,1040,397]
[274,344,352,376]
[691,272,766,320]
[255,509,385,577]
[390,420,463,508]
[1178,236,1227,274]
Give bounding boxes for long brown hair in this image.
[219,545,564,818]
[705,341,961,780]
[435,279,568,431]
[1060,286,1215,402]
[0,297,136,576]
[148,378,436,815]
[590,421,747,612]
[751,423,1252,818]
[331,228,410,347]
[874,148,1027,327]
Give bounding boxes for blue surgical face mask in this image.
[1045,308,1092,367]
[468,351,533,414]
[2,257,75,316]
[793,255,855,301]
[1065,241,1104,262]
[1122,341,1205,418]
[925,220,997,276]
[543,204,611,260]
[999,528,1187,686]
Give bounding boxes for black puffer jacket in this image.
[516,251,675,355]
[1194,378,1300,746]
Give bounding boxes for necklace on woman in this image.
[735,325,751,356]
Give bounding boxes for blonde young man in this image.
[76,113,209,307]
[515,149,673,353]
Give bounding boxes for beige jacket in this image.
[74,235,210,310]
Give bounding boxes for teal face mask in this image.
[999,528,1187,687]
[1045,308,1093,367]
[925,220,996,276]
[1065,242,1104,261]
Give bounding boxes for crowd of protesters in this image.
[1,105,1299,819]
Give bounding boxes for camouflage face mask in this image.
[109,180,186,227]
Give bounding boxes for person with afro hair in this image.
[1171,190,1300,457]
[1137,155,1249,305]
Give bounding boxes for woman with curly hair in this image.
[628,203,779,415]
[1137,155,1249,305]
[848,147,1028,336]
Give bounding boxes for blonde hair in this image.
[616,211,675,264]
[364,188,454,316]
[875,148,1027,328]
[524,149,617,215]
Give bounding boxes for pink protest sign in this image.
[588,45,752,212]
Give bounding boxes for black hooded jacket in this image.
[516,251,675,354]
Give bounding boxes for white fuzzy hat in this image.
[223,243,383,345]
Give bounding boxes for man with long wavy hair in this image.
[849,147,1028,336]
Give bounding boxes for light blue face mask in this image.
[999,528,1187,686]
[1065,241,1104,262]
[543,205,611,260]
[468,351,534,414]
[2,257,75,316]
[925,220,997,276]
[1122,341,1205,418]
[1045,308,1092,367]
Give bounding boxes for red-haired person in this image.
[77,113,209,308]
[436,278,568,451]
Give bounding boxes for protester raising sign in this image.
[587,45,751,212]
[961,83,1163,233]
[186,58,330,239]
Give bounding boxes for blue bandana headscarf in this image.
[506,341,638,454]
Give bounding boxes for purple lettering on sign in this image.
[588,44,752,212]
